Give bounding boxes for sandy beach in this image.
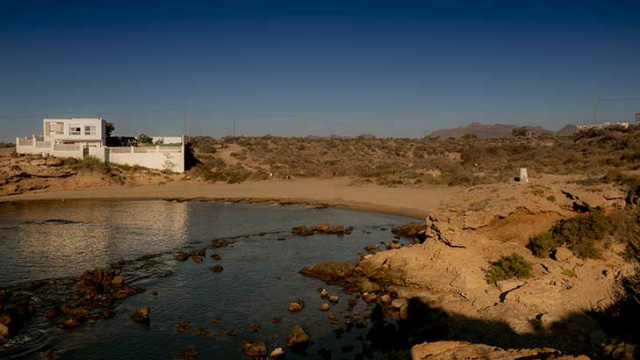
[0,178,459,219]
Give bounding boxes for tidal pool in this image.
[0,200,414,359]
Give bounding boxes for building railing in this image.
[106,145,183,154]
[18,138,34,146]
[54,143,80,151]
[35,141,52,148]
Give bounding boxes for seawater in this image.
[0,200,414,359]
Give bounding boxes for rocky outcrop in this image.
[242,340,267,357]
[292,224,354,236]
[411,341,588,360]
[298,261,355,283]
[130,305,150,325]
[0,299,36,339]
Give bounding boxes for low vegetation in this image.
[186,125,640,186]
[485,253,533,285]
[0,142,15,148]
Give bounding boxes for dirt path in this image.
[0,178,460,219]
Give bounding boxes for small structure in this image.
[519,168,529,184]
[576,122,629,132]
[16,118,185,173]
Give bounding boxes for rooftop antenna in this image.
[233,115,237,137]
[186,106,191,138]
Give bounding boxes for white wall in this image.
[43,118,106,142]
[106,150,184,173]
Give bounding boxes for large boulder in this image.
[130,305,150,325]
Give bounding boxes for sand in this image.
[0,178,460,219]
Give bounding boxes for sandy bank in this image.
[0,178,460,219]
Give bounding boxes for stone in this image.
[211,239,230,248]
[285,325,310,348]
[176,321,190,332]
[210,317,222,324]
[410,341,588,360]
[111,276,124,286]
[225,329,239,337]
[242,340,267,357]
[380,294,391,304]
[0,323,8,339]
[191,255,203,263]
[362,292,377,303]
[269,347,285,359]
[359,279,381,293]
[57,318,82,329]
[175,347,198,359]
[129,306,150,325]
[288,299,305,312]
[365,244,380,252]
[299,261,355,283]
[329,295,339,304]
[210,265,224,273]
[391,298,408,309]
[249,323,261,333]
[210,253,222,261]
[319,303,330,311]
[270,317,281,324]
[175,252,190,261]
[194,328,210,336]
[319,288,329,298]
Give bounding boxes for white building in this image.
[576,122,630,132]
[16,118,185,173]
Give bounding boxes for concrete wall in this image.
[106,148,184,173]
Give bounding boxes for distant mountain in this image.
[428,122,570,139]
[556,124,577,136]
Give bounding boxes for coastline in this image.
[0,178,459,219]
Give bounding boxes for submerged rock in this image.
[242,340,267,357]
[194,328,210,336]
[329,295,339,304]
[285,325,310,348]
[270,317,281,324]
[249,323,261,333]
[299,261,355,283]
[292,224,354,236]
[210,317,222,324]
[319,288,329,299]
[210,265,224,273]
[319,303,330,311]
[129,305,150,325]
[210,253,222,261]
[210,239,230,248]
[177,321,191,333]
[0,299,36,338]
[175,252,190,261]
[175,347,198,359]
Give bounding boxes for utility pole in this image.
[594,94,600,124]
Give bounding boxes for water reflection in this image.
[0,201,189,286]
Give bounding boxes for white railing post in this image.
[156,145,160,153]
[131,146,134,154]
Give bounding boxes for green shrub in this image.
[529,232,558,258]
[561,268,577,278]
[485,253,533,285]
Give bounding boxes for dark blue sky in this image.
[1,0,639,140]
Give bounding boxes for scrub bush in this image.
[485,253,533,285]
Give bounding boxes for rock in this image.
[100,309,115,319]
[111,276,124,286]
[0,323,8,339]
[129,305,150,325]
[329,295,339,304]
[57,318,82,329]
[285,325,310,348]
[380,294,391,304]
[175,347,198,359]
[194,328,210,336]
[210,239,230,248]
[210,253,222,261]
[292,226,315,236]
[42,348,56,360]
[249,323,261,333]
[44,307,59,319]
[362,292,377,303]
[210,265,224,273]
[270,317,281,324]
[359,279,381,293]
[410,341,589,360]
[176,321,190,332]
[175,252,190,261]
[191,255,203,263]
[269,347,285,359]
[299,261,355,283]
[292,224,354,236]
[391,298,408,309]
[391,222,426,238]
[365,244,380,252]
[210,317,222,324]
[319,288,329,298]
[288,299,305,312]
[319,303,330,311]
[242,340,267,357]
[225,329,239,337]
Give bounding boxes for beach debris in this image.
[287,299,305,312]
[319,288,329,299]
[242,340,267,357]
[285,325,310,348]
[130,305,150,325]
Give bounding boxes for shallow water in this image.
[0,200,414,359]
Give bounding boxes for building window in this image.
[85,125,96,136]
[69,126,82,135]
